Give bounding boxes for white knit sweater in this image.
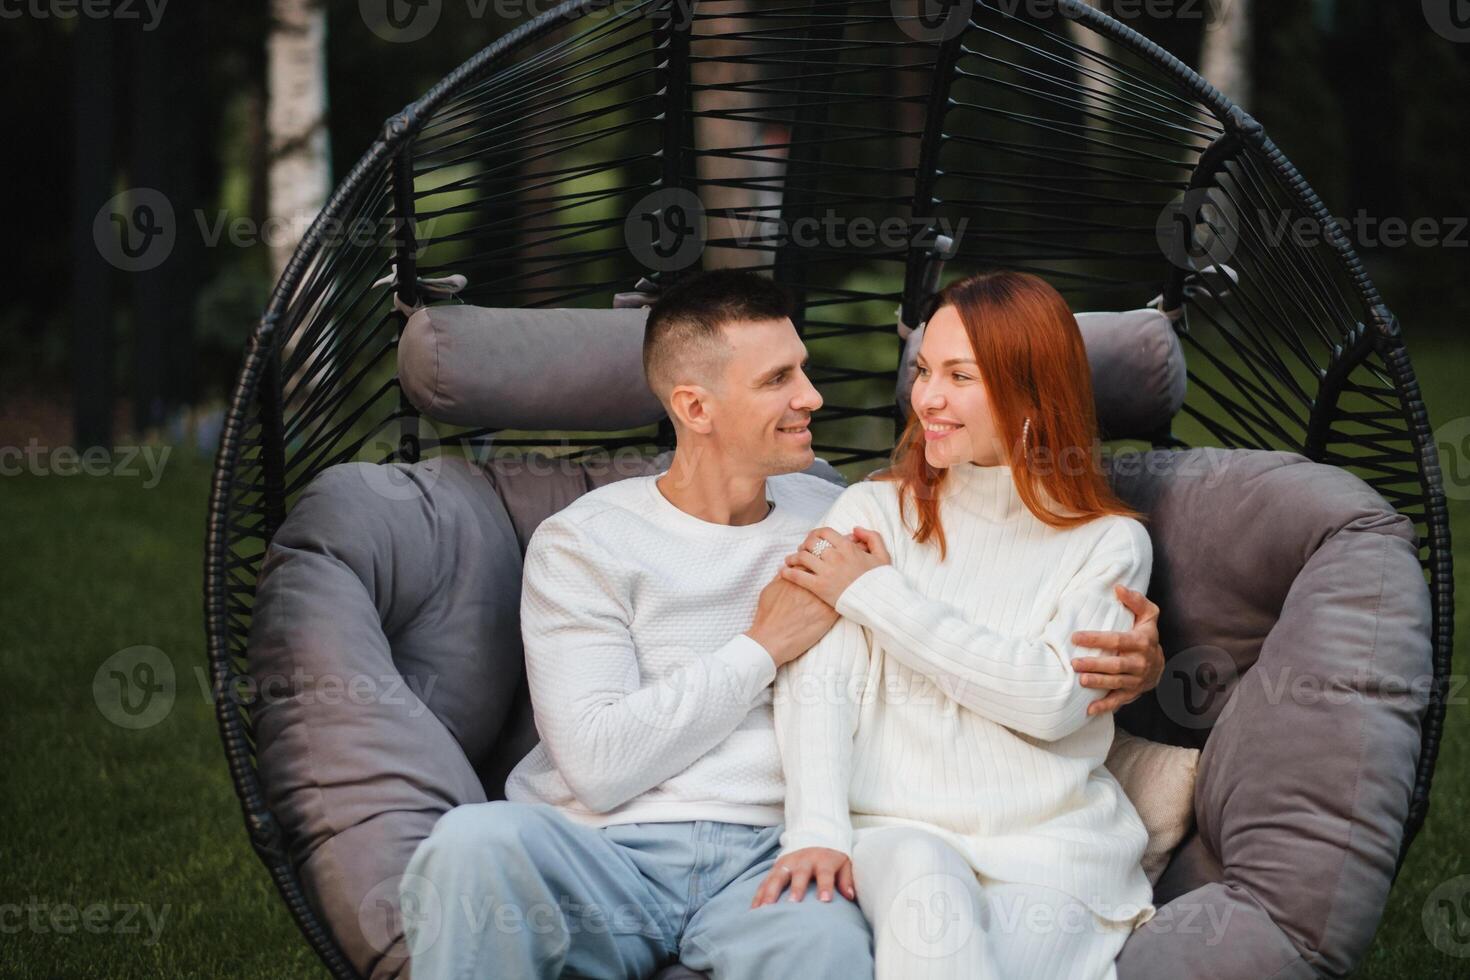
[504,467,843,828]
[774,461,1156,927]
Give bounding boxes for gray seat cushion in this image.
[247,445,1429,979]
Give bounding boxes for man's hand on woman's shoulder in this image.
[1070,584,1164,716]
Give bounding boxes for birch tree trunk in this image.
[267,0,331,285]
[1200,0,1251,108]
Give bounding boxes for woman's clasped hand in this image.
[779,525,891,608]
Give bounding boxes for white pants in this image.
[852,826,1132,980]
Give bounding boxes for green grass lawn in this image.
[0,449,319,978]
[2,334,1467,978]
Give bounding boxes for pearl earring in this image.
[1021,416,1032,463]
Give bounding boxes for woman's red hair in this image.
[873,270,1143,560]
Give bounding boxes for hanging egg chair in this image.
[205,2,1451,977]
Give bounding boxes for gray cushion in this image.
[1105,448,1430,979]
[398,305,664,430]
[896,308,1187,440]
[249,456,523,979]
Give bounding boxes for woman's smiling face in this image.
[912,304,1005,468]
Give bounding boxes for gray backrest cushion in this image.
[1106,448,1430,979]
[485,448,846,554]
[399,305,665,430]
[896,308,1187,439]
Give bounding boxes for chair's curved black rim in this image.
[204,2,1454,977]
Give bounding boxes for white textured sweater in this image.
[504,467,843,827]
[774,461,1156,927]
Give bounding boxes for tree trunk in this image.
[266,0,331,285]
[1200,0,1251,107]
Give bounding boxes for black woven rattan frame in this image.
[204,3,1453,976]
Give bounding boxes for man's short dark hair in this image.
[642,269,793,404]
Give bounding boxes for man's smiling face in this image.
[710,316,823,476]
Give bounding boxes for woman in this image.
[753,270,1156,979]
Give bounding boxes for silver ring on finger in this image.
[808,538,831,559]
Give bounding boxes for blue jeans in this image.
[401,801,874,980]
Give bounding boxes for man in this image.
[401,269,1165,979]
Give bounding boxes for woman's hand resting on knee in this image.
[749,847,856,907]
